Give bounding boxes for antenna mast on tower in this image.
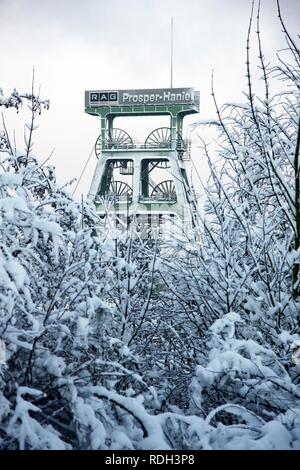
[170,17,174,88]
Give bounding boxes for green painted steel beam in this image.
[85,103,198,118]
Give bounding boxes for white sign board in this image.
[85,88,198,107]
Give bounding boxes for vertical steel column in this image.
[177,114,183,138]
[100,110,107,151]
[107,115,114,134]
[170,112,177,150]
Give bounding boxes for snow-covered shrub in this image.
[0,87,142,449]
[178,2,300,444]
[190,313,300,419]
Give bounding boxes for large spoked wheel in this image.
[144,127,171,149]
[144,127,186,152]
[95,128,133,157]
[151,180,176,201]
[108,181,132,200]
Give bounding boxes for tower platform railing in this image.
[99,138,191,159]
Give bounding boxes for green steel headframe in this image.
[85,87,199,152]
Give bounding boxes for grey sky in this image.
[0,0,299,198]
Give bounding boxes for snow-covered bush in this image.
[174,1,300,443]
[0,86,144,449]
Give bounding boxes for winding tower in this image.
[85,87,199,237]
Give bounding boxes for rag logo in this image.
[90,91,118,104]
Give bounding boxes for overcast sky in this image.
[0,0,299,199]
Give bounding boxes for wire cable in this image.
[72,143,95,196]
